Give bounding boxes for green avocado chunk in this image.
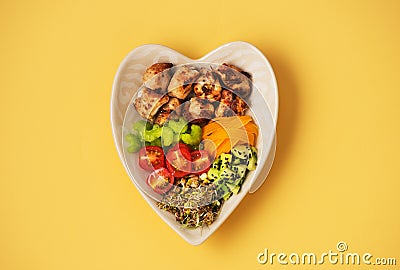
[207,168,220,181]
[247,146,258,171]
[231,163,247,180]
[232,144,251,160]
[211,156,221,169]
[220,153,232,171]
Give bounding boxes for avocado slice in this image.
[219,168,237,184]
[247,147,258,171]
[232,155,245,165]
[232,145,251,160]
[232,185,241,195]
[222,191,233,200]
[211,156,221,170]
[220,153,232,171]
[226,183,241,195]
[216,183,230,198]
[231,163,247,179]
[207,168,220,181]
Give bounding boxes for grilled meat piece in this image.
[134,88,169,122]
[214,90,248,117]
[231,96,248,116]
[168,65,200,99]
[143,63,173,93]
[193,68,222,102]
[222,63,251,78]
[215,90,234,117]
[154,98,182,125]
[215,63,252,99]
[183,97,214,122]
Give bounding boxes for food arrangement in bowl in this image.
[123,62,261,228]
[111,42,278,245]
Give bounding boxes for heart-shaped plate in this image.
[110,41,278,245]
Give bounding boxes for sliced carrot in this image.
[202,115,258,156]
[245,122,258,136]
[216,139,232,158]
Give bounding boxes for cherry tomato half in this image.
[146,168,174,194]
[190,150,211,175]
[170,143,192,153]
[166,147,192,178]
[138,146,165,171]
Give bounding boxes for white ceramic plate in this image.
[110,41,278,245]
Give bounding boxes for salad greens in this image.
[167,117,188,134]
[180,125,202,146]
[125,133,142,153]
[161,126,174,147]
[125,117,202,153]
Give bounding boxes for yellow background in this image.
[1,0,399,269]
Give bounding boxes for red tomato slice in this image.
[190,150,211,175]
[146,168,174,194]
[138,146,165,171]
[166,147,192,178]
[170,143,192,153]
